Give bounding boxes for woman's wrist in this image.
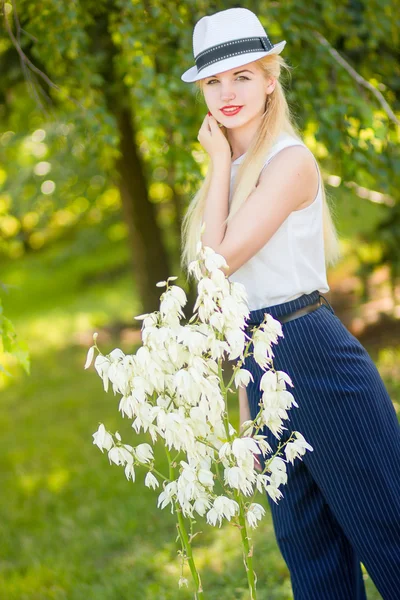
[211,152,231,169]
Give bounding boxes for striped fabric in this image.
[244,290,400,599]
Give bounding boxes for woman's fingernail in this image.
[207,111,211,116]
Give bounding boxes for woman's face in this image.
[201,60,275,128]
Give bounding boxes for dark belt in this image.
[276,295,323,324]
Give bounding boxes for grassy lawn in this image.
[0,227,396,599]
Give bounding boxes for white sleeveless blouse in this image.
[227,131,330,311]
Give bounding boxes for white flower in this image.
[276,370,294,388]
[84,346,95,369]
[257,400,289,439]
[266,484,284,504]
[107,446,124,465]
[94,355,111,392]
[92,424,114,453]
[209,311,225,333]
[134,312,151,321]
[239,419,254,436]
[260,370,278,392]
[285,432,313,464]
[195,293,218,322]
[124,462,135,482]
[224,466,253,495]
[88,243,306,532]
[254,472,270,493]
[198,467,214,488]
[144,472,159,489]
[203,246,228,272]
[169,285,187,307]
[107,360,131,396]
[173,369,200,405]
[198,276,218,297]
[187,259,202,281]
[160,292,185,321]
[231,281,248,304]
[210,267,230,291]
[231,437,261,463]
[225,327,246,360]
[234,368,254,388]
[109,348,125,361]
[218,441,232,462]
[260,371,295,401]
[246,503,266,528]
[206,495,239,527]
[252,435,273,457]
[267,456,287,487]
[132,402,159,437]
[193,494,212,516]
[118,395,135,419]
[157,481,177,513]
[260,314,283,343]
[187,405,209,438]
[178,577,189,588]
[253,339,274,370]
[135,443,154,464]
[108,445,133,466]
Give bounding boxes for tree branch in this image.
[1,0,87,115]
[313,30,399,127]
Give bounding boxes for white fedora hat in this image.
[181,7,286,83]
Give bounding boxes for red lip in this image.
[220,106,243,116]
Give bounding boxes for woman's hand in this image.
[197,112,231,163]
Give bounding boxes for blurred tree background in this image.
[0,0,398,598]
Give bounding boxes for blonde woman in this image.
[180,7,400,600]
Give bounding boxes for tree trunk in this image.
[115,106,171,313]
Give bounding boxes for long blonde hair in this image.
[180,54,341,278]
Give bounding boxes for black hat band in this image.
[195,36,274,73]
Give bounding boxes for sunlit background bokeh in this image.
[1,0,399,598]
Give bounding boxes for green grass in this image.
[0,226,395,599]
[0,338,296,600]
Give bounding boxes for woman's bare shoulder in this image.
[257,145,319,210]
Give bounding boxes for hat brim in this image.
[181,41,286,83]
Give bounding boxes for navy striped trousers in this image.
[243,290,400,599]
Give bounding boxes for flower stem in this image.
[165,447,205,599]
[218,360,231,440]
[236,493,257,599]
[148,465,169,482]
[176,506,205,599]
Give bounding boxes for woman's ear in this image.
[265,76,276,94]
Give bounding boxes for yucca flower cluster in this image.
[85,241,313,599]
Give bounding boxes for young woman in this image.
[180,7,400,600]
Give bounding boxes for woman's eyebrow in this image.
[233,69,254,75]
[207,69,254,79]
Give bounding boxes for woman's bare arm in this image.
[239,385,262,471]
[216,146,318,277]
[239,385,252,434]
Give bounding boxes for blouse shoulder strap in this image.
[263,133,306,164]
[260,134,320,181]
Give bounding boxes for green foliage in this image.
[0,0,399,370]
[0,283,30,376]
[0,0,398,255]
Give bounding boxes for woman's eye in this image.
[206,76,249,85]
